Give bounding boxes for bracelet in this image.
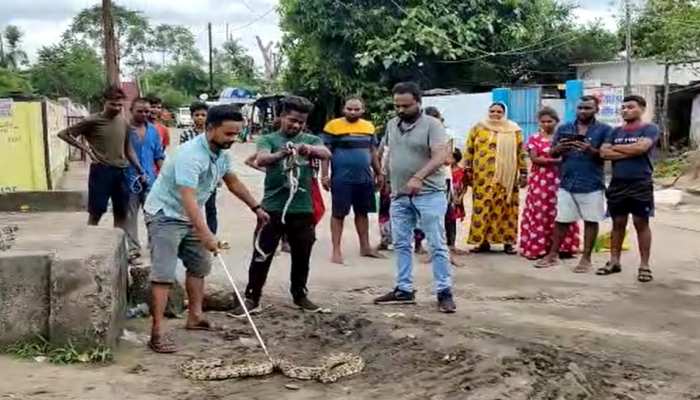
[250,204,262,212]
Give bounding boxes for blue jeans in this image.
[390,191,451,293]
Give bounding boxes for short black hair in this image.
[103,85,126,100]
[392,81,422,102]
[206,105,244,128]
[190,101,209,114]
[537,106,560,122]
[579,95,600,106]
[280,95,314,115]
[424,106,442,119]
[623,95,647,108]
[130,97,150,110]
[146,95,162,106]
[452,148,463,164]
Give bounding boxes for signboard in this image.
[0,98,13,119]
[584,86,624,126]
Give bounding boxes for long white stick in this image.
[215,253,274,364]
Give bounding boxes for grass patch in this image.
[2,335,113,364]
[654,156,689,179]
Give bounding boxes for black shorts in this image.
[88,163,129,219]
[331,180,375,218]
[606,178,654,219]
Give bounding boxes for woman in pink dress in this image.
[520,108,580,260]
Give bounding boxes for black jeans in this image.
[245,212,316,302]
[205,188,218,234]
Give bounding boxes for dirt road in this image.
[2,141,700,399]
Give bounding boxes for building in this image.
[573,59,700,148]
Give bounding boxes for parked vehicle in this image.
[176,107,193,128]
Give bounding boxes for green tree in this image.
[64,4,151,71]
[279,0,619,125]
[0,67,32,95]
[30,41,104,105]
[150,24,202,65]
[2,25,29,70]
[629,0,700,61]
[213,39,261,91]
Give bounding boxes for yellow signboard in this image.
[0,101,48,192]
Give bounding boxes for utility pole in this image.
[624,0,632,95]
[0,31,5,68]
[226,23,229,41]
[102,0,120,86]
[662,62,670,153]
[208,22,214,96]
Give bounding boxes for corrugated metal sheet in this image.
[510,87,542,140]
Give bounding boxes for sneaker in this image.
[294,296,322,312]
[227,298,260,319]
[437,290,456,313]
[374,288,416,305]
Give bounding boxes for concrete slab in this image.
[0,252,51,345]
[0,191,86,213]
[49,227,128,348]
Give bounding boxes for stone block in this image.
[128,265,186,318]
[0,191,87,213]
[0,253,51,345]
[49,227,127,348]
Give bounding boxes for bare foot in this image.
[331,253,344,265]
[361,249,386,259]
[573,259,593,273]
[449,247,469,256]
[534,256,559,269]
[450,257,465,267]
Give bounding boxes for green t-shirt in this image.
[257,131,323,214]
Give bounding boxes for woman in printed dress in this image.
[462,102,527,254]
[519,107,580,260]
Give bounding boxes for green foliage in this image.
[278,0,619,125]
[629,0,700,61]
[2,25,29,70]
[64,4,150,68]
[30,41,104,105]
[151,24,202,65]
[0,67,32,95]
[3,335,113,365]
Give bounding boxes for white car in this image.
[176,107,193,128]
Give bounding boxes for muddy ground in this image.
[2,142,700,399]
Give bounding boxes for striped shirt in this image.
[180,127,204,144]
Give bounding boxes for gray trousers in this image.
[125,191,148,255]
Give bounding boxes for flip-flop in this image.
[185,319,217,331]
[503,245,517,255]
[470,244,491,253]
[638,267,653,283]
[534,258,560,269]
[148,335,177,353]
[596,262,622,276]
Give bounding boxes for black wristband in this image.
[251,204,262,212]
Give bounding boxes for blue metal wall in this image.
[492,87,542,141]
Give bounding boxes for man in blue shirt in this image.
[124,98,165,265]
[600,95,659,283]
[143,105,269,353]
[535,95,612,272]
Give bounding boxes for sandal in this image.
[471,243,491,253]
[573,263,592,274]
[503,245,517,255]
[637,267,653,283]
[596,262,622,276]
[148,335,177,353]
[534,258,559,269]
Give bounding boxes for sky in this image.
[1,0,622,69]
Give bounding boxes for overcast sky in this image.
[1,0,621,69]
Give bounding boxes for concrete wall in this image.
[0,212,127,349]
[0,253,51,344]
[0,191,86,213]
